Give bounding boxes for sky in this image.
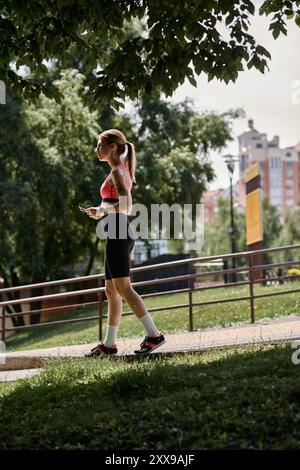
[168,9,300,190]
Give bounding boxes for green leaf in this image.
[273,26,281,39]
[187,75,197,87]
[256,45,271,60]
[0,1,295,106]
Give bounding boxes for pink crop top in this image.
[100,162,133,200]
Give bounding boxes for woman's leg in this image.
[112,276,160,337]
[102,280,122,347]
[105,279,123,326]
[112,277,148,318]
[103,236,123,347]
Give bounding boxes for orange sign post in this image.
[245,162,264,282]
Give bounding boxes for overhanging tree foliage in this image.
[1,0,299,109]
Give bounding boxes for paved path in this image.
[1,316,300,380]
[0,368,44,382]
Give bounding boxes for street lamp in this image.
[223,154,239,283]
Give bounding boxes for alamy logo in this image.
[96,202,205,252]
[0,340,6,365]
[0,81,6,105]
[291,80,300,105]
[291,341,300,365]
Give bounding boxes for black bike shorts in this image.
[101,213,135,280]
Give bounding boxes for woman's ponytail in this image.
[126,141,136,184]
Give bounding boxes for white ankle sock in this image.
[104,325,119,347]
[139,314,160,337]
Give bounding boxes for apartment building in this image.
[238,119,300,215]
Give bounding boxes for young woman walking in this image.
[82,129,166,356]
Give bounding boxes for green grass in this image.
[5,281,300,352]
[0,343,300,449]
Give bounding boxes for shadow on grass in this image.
[0,343,300,450]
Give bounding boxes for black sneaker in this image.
[134,333,166,355]
[84,342,118,357]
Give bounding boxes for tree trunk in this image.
[85,237,100,276]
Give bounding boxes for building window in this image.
[285,180,293,188]
[269,160,283,206]
[270,188,282,196]
[286,161,293,167]
[270,157,281,169]
[268,143,277,147]
[270,176,281,188]
[259,161,264,175]
[256,143,263,148]
[286,199,294,206]
[240,154,248,173]
[286,152,292,157]
[286,189,294,196]
[286,170,293,177]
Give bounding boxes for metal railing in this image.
[0,244,300,342]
